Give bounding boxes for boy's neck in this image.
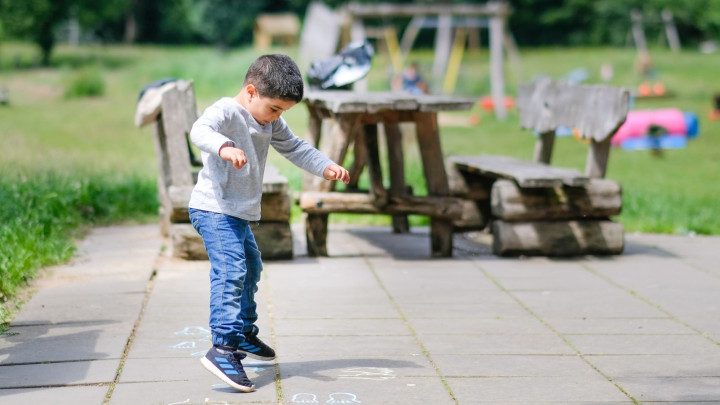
[234,88,248,109]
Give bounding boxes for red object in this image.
[479,96,515,111]
[638,83,652,97]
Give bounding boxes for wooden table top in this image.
[304,90,476,114]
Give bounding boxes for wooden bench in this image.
[449,78,630,256]
[135,79,293,260]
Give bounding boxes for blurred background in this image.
[1,0,719,318]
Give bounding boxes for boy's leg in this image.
[189,208,255,391]
[236,226,276,361]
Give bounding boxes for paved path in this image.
[1,224,719,404]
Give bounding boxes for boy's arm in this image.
[271,118,343,179]
[190,102,236,157]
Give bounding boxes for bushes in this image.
[0,171,157,312]
[63,64,105,98]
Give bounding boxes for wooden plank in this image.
[489,14,507,120]
[491,179,622,221]
[306,214,329,257]
[586,137,612,179]
[452,155,589,188]
[533,130,556,164]
[347,125,366,190]
[492,219,624,256]
[414,111,453,256]
[159,84,196,188]
[364,123,388,206]
[346,2,511,18]
[383,112,409,233]
[517,78,630,143]
[303,105,323,190]
[453,199,489,231]
[304,91,475,114]
[299,191,463,219]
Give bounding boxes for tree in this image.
[0,0,132,66]
[0,0,74,65]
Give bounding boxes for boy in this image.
[188,54,349,392]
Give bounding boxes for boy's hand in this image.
[323,164,350,184]
[219,146,247,170]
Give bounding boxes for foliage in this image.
[0,170,158,308]
[63,64,105,98]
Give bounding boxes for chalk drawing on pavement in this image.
[291,393,319,403]
[339,367,395,380]
[327,393,362,404]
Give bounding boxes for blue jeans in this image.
[189,208,263,348]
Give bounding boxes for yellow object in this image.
[443,29,467,94]
[384,27,404,74]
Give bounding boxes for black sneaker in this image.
[200,345,255,392]
[237,325,276,361]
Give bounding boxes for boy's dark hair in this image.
[244,54,304,102]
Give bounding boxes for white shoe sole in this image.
[200,357,255,392]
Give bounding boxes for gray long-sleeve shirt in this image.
[189,97,333,221]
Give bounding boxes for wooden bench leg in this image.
[383,114,410,234]
[305,213,328,257]
[414,111,453,257]
[430,219,454,257]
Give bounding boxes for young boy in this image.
[188,54,349,392]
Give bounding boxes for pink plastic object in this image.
[611,109,687,146]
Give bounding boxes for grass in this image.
[0,41,719,318]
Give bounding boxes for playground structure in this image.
[299,1,515,120]
[253,13,300,50]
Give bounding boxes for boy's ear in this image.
[246,84,258,99]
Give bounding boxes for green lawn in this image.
[1,42,719,312]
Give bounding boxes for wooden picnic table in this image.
[300,90,475,257]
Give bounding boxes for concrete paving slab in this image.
[446,374,632,403]
[0,359,117,387]
[275,335,425,358]
[420,333,576,355]
[399,299,533,320]
[0,386,108,405]
[586,354,720,377]
[273,318,408,337]
[110,380,278,405]
[431,354,595,377]
[409,315,552,336]
[544,317,695,335]
[510,290,665,319]
[613,376,720,402]
[276,354,437,379]
[0,321,130,363]
[280,375,454,405]
[566,334,719,355]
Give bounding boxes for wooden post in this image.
[364,122,388,207]
[304,105,323,190]
[662,10,681,52]
[383,112,410,233]
[347,124,366,191]
[315,113,359,192]
[586,138,612,179]
[489,13,507,120]
[432,14,453,92]
[414,112,453,257]
[306,214,329,257]
[631,9,648,54]
[533,130,556,164]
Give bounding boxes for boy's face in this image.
[246,85,297,125]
